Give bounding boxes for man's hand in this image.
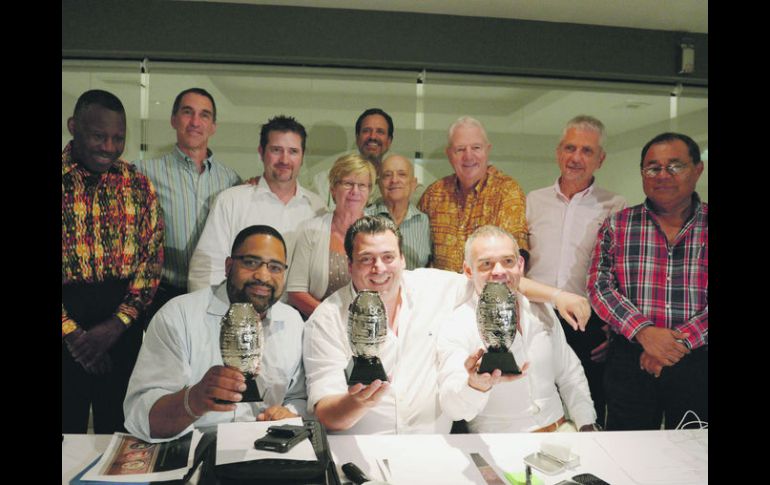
[84,354,113,375]
[257,405,299,422]
[347,380,390,409]
[187,366,248,416]
[465,349,529,392]
[579,423,601,432]
[635,326,689,366]
[640,351,665,378]
[554,292,591,331]
[589,324,611,363]
[65,317,126,370]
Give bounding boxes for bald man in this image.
[365,154,431,269]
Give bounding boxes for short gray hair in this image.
[561,115,606,148]
[447,116,490,147]
[463,225,520,265]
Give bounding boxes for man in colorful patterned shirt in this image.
[62,89,164,434]
[587,132,707,430]
[418,116,529,273]
[133,88,241,322]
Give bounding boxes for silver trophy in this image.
[476,281,521,375]
[219,303,263,402]
[345,290,389,385]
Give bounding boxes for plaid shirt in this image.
[418,165,529,273]
[62,142,164,337]
[587,195,708,350]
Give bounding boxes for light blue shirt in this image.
[365,201,432,270]
[123,283,308,443]
[133,146,241,288]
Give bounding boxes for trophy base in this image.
[478,351,521,375]
[345,356,388,385]
[214,375,262,404]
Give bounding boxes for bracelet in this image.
[183,386,202,420]
[114,312,132,326]
[549,289,563,306]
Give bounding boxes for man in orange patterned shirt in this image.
[418,117,529,273]
[62,90,164,434]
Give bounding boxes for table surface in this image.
[63,429,708,485]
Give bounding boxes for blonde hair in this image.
[328,152,376,191]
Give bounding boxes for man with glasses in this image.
[124,225,307,442]
[188,115,326,292]
[526,115,626,427]
[587,132,707,430]
[133,88,241,323]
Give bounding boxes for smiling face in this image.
[356,114,392,164]
[67,104,126,173]
[641,139,703,211]
[259,130,304,185]
[171,92,217,153]
[556,127,605,190]
[378,155,416,205]
[446,123,491,191]
[225,234,287,314]
[331,170,372,215]
[348,231,405,304]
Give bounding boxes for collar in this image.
[173,145,213,171]
[643,192,703,221]
[553,177,596,201]
[453,165,496,196]
[369,200,421,222]
[61,141,126,177]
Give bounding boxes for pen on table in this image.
[525,464,532,485]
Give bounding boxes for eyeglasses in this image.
[337,181,371,192]
[641,162,690,178]
[231,255,288,274]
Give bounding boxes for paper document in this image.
[80,430,202,482]
[216,417,317,465]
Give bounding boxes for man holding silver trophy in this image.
[124,225,307,442]
[303,216,594,435]
[437,225,600,433]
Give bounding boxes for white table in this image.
[63,429,707,484]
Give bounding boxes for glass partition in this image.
[63,60,707,204]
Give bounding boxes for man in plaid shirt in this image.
[587,132,707,430]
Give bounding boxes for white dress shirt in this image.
[187,177,326,292]
[526,179,625,296]
[437,294,596,433]
[303,268,473,435]
[123,283,308,443]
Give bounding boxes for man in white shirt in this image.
[124,225,307,443]
[188,115,326,292]
[303,216,595,435]
[437,225,599,433]
[526,115,625,425]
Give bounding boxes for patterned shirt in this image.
[365,201,432,270]
[586,195,708,350]
[418,165,529,273]
[133,146,241,288]
[62,142,164,337]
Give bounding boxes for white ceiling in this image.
[190,0,708,33]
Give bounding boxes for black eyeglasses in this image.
[231,255,288,274]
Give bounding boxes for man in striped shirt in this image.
[133,88,241,321]
[587,132,707,430]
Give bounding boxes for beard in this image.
[227,278,283,314]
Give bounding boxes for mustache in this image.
[245,280,275,291]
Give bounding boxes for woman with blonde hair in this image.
[287,153,376,319]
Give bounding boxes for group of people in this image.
[62,87,708,443]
